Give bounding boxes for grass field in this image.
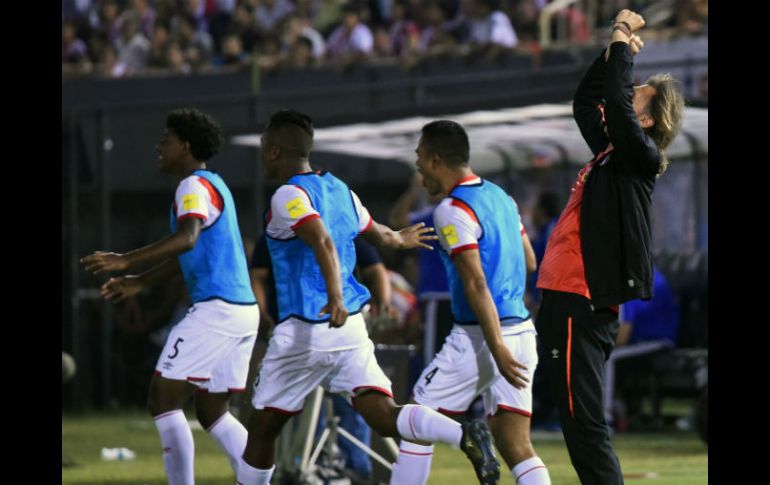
[62,411,707,484]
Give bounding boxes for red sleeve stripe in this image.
[450,243,479,258]
[178,213,206,221]
[290,213,320,230]
[360,216,374,233]
[196,176,224,212]
[450,199,479,223]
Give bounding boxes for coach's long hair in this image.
[644,73,685,176]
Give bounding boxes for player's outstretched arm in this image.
[362,220,437,250]
[81,218,202,275]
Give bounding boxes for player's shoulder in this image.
[433,197,461,222]
[434,197,455,213]
[177,173,203,188]
[272,183,306,200]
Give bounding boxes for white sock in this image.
[154,410,195,485]
[236,460,275,485]
[206,412,247,474]
[389,441,434,485]
[512,456,551,485]
[395,404,462,446]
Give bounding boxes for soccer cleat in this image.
[459,419,500,485]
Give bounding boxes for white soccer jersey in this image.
[266,183,372,239]
[174,175,223,228]
[434,177,525,258]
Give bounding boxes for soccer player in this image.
[82,108,258,485]
[236,109,501,485]
[390,120,551,485]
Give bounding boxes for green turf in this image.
[62,412,707,484]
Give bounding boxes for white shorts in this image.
[251,315,393,414]
[413,322,538,417]
[155,300,259,393]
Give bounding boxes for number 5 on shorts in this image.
[167,338,184,359]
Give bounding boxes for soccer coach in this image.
[534,9,685,484]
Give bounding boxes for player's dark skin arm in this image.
[361,220,437,250]
[453,249,529,389]
[81,218,202,274]
[293,217,348,328]
[250,267,276,330]
[99,259,181,303]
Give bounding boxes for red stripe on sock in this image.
[153,410,182,420]
[400,449,433,457]
[517,465,547,482]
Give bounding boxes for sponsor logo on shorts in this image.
[163,361,174,370]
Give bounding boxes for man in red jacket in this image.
[535,9,685,484]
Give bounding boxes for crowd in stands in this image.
[62,0,708,78]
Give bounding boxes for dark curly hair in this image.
[166,108,225,161]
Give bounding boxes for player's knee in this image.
[369,419,399,437]
[374,406,402,436]
[357,396,400,437]
[195,397,229,430]
[195,408,220,430]
[509,441,536,464]
[147,391,184,416]
[147,394,169,417]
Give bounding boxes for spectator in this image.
[63,20,89,64]
[465,0,518,61]
[114,12,151,75]
[326,2,374,59]
[254,0,296,36]
[175,14,214,68]
[147,21,172,68]
[227,2,261,52]
[388,0,420,57]
[214,34,250,67]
